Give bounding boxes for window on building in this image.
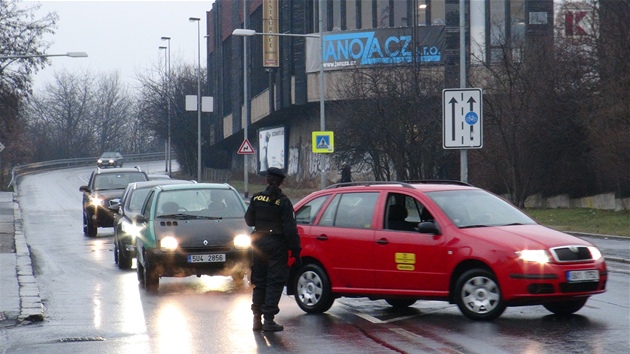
[361,0,373,29]
[490,0,507,62]
[470,0,486,64]
[511,1,526,61]
[346,0,357,30]
[333,0,342,30]
[429,0,445,25]
[377,0,390,28]
[417,0,428,26]
[392,0,406,27]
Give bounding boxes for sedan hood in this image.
[155,217,251,248]
[459,224,594,250]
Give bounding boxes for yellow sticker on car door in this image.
[395,252,415,271]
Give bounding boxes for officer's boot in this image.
[262,315,284,332]
[253,314,263,331]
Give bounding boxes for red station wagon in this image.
[286,181,608,321]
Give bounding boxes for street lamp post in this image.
[189,17,202,182]
[161,36,172,177]
[232,22,327,189]
[0,52,88,59]
[242,0,249,199]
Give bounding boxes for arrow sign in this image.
[237,139,255,154]
[442,88,483,149]
[0,142,5,153]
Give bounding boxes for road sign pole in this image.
[460,0,467,183]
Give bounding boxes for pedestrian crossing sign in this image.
[312,131,334,153]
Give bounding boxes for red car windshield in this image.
[426,189,536,228]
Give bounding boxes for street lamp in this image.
[0,52,88,59]
[189,17,202,182]
[161,36,172,177]
[232,20,327,189]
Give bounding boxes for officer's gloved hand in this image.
[291,250,302,268]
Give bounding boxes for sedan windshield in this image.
[94,173,146,190]
[426,189,536,228]
[156,188,245,218]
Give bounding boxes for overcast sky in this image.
[28,0,216,92]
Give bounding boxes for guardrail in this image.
[9,152,167,189]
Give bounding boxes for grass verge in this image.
[189,174,630,238]
[524,208,630,237]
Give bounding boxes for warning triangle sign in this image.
[238,139,255,154]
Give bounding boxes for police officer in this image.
[245,167,301,332]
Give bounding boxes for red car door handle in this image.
[316,235,328,241]
[377,238,389,245]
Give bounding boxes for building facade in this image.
[202,0,553,181]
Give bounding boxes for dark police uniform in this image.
[244,167,301,331]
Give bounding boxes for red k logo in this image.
[565,11,588,36]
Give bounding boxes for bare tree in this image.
[587,0,630,197]
[0,0,57,183]
[27,71,96,160]
[136,62,206,177]
[0,0,57,96]
[332,65,457,181]
[92,72,136,152]
[26,70,144,161]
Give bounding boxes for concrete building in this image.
[201,0,553,183]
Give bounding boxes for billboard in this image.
[306,26,445,72]
[258,125,286,174]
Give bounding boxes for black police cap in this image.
[266,167,286,179]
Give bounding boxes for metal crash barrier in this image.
[8,152,168,189]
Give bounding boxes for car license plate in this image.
[188,254,226,263]
[566,270,599,283]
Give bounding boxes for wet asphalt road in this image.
[1,164,628,353]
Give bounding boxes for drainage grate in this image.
[59,337,105,342]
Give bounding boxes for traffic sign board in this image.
[443,88,483,149]
[0,142,4,153]
[237,139,255,154]
[312,131,334,153]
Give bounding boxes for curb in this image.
[13,199,44,324]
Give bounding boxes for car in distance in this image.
[79,166,148,237]
[287,181,608,321]
[97,152,124,168]
[134,183,253,291]
[112,179,197,270]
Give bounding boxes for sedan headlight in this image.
[160,236,178,251]
[588,246,603,260]
[121,219,143,238]
[97,159,103,163]
[89,196,104,207]
[516,249,551,263]
[234,234,251,249]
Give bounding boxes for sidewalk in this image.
[0,191,43,328]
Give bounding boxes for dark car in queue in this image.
[112,179,197,270]
[134,183,253,291]
[287,181,608,321]
[79,167,148,237]
[97,151,124,168]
